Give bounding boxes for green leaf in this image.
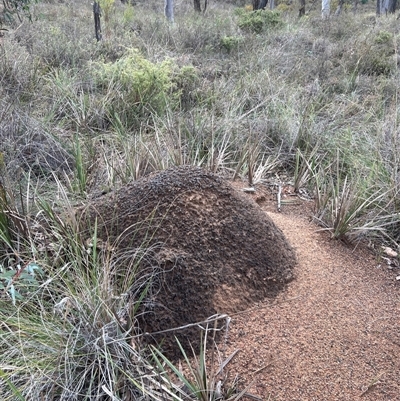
[9,284,23,305]
[1,270,17,279]
[0,368,25,401]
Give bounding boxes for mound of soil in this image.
[79,166,296,347]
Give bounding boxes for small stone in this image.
[382,246,398,258]
[396,276,400,281]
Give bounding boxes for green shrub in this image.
[99,0,115,22]
[237,9,284,34]
[375,30,393,45]
[93,49,177,126]
[172,65,200,109]
[220,35,244,52]
[0,262,43,305]
[122,2,135,26]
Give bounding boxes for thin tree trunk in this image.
[299,0,306,16]
[194,0,208,13]
[382,0,389,13]
[388,0,397,13]
[335,0,345,14]
[253,0,268,9]
[376,0,382,15]
[322,0,330,18]
[165,0,174,22]
[93,1,102,41]
[194,0,201,12]
[269,0,275,9]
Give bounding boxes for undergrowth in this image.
[1,0,400,397]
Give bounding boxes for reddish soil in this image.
[224,183,400,401]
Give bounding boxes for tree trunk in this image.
[382,0,389,13]
[194,0,208,13]
[253,0,268,9]
[376,0,382,15]
[335,0,345,14]
[388,0,397,13]
[269,0,275,9]
[194,0,201,12]
[322,0,330,18]
[93,1,102,41]
[299,0,306,16]
[165,0,174,22]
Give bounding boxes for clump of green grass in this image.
[152,326,263,400]
[237,9,284,33]
[308,154,400,242]
[0,182,167,399]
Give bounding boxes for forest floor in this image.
[223,183,400,401]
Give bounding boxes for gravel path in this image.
[224,196,400,401]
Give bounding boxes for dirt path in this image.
[225,197,400,401]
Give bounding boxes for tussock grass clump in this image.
[0,104,74,179]
[0,41,40,100]
[356,30,396,76]
[0,183,162,400]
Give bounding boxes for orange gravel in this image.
[224,187,400,401]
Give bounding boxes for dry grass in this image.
[1,0,400,398]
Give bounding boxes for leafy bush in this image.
[237,9,284,34]
[375,30,393,45]
[93,49,177,126]
[99,0,115,22]
[220,35,244,52]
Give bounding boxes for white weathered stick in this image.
[277,185,282,212]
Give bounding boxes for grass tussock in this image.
[1,0,400,397]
